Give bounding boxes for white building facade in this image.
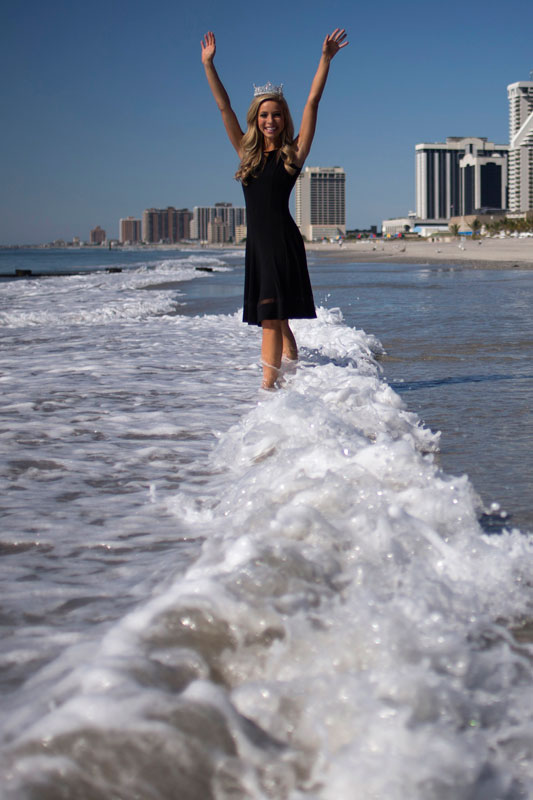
[295,166,346,241]
[507,81,533,213]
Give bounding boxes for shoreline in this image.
[1,238,531,273]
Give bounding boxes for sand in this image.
[305,237,533,269]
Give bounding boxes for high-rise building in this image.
[507,80,533,213]
[190,203,246,241]
[175,208,192,241]
[142,208,192,243]
[295,167,346,241]
[90,226,106,244]
[119,217,142,244]
[415,137,508,220]
[459,151,507,215]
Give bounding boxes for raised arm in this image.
[293,29,349,167]
[201,31,244,156]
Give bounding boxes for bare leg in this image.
[281,320,298,361]
[261,320,283,389]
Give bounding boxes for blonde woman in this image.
[201,29,348,389]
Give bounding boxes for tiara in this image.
[253,81,284,98]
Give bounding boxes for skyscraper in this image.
[415,137,508,220]
[459,151,507,215]
[507,80,533,213]
[295,167,346,241]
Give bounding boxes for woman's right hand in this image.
[201,31,216,65]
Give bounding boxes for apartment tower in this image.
[295,167,346,241]
[142,208,192,243]
[119,217,142,244]
[507,80,533,213]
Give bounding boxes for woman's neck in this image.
[263,137,280,153]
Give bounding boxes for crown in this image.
[253,81,284,98]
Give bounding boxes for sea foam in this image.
[2,306,532,799]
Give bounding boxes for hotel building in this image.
[415,137,508,220]
[295,166,346,241]
[190,203,246,242]
[142,207,192,243]
[119,217,142,244]
[507,80,533,213]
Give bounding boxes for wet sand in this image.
[306,237,533,269]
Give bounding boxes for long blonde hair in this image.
[235,94,297,184]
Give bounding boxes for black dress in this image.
[242,151,317,326]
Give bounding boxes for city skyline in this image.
[2,0,533,245]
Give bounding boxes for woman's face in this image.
[257,100,285,145]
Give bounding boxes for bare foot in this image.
[261,361,281,390]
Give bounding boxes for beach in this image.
[306,236,533,269]
[176,235,533,269]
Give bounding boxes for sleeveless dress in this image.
[242,151,317,326]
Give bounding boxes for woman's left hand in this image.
[201,31,217,65]
[322,28,349,60]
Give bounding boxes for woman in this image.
[201,29,348,389]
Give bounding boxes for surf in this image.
[2,306,532,799]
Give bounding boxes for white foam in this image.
[1,298,533,799]
[0,254,233,327]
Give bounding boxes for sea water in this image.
[1,248,532,799]
[310,256,533,533]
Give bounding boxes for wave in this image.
[0,252,237,328]
[2,308,532,799]
[180,248,245,260]
[0,265,204,328]
[134,255,231,272]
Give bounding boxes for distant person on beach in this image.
[201,29,348,389]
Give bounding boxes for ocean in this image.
[1,247,532,799]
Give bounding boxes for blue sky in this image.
[1,0,532,244]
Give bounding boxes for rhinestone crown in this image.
[253,81,284,98]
